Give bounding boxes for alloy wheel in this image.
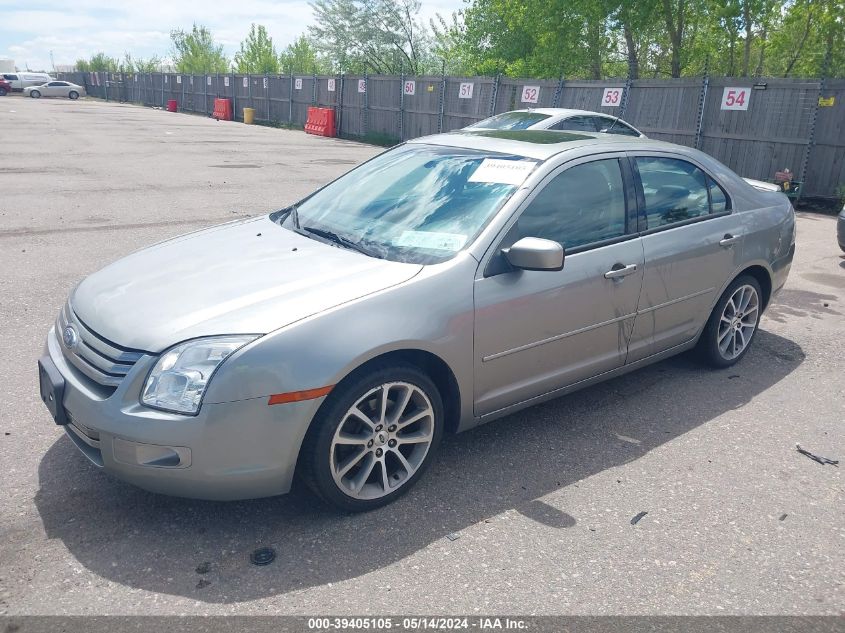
[717,284,759,360]
[330,381,435,500]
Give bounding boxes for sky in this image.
[0,0,464,72]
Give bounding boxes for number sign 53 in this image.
[601,87,624,107]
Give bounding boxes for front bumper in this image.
[43,326,322,500]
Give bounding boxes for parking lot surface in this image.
[0,97,843,615]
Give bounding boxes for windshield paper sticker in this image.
[468,159,536,186]
[395,231,467,251]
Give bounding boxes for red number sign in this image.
[404,80,416,96]
[601,87,624,107]
[521,86,539,104]
[721,87,750,110]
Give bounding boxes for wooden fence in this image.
[58,71,845,199]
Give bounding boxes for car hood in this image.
[71,216,423,352]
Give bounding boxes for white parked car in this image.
[24,81,86,99]
[2,72,52,91]
[467,108,645,137]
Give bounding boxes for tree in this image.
[122,52,161,73]
[279,35,330,73]
[170,24,229,74]
[309,0,429,73]
[235,24,280,74]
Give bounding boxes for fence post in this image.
[552,75,565,108]
[337,73,345,137]
[312,73,318,106]
[363,70,369,136]
[797,56,829,201]
[438,68,446,133]
[399,70,405,140]
[288,71,294,123]
[694,69,709,150]
[489,74,501,115]
[620,76,632,117]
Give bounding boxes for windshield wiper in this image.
[300,225,383,259]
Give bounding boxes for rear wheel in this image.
[699,275,762,368]
[68,91,79,100]
[30,90,41,98]
[299,363,443,512]
[0,88,7,96]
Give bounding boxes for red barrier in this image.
[305,107,336,137]
[167,99,178,112]
[212,98,233,121]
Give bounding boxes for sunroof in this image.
[459,129,594,144]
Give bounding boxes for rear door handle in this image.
[604,263,638,280]
[719,234,741,247]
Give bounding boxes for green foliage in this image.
[279,34,331,74]
[308,0,428,73]
[235,24,280,74]
[76,52,119,72]
[171,24,230,74]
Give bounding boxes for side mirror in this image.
[503,237,564,272]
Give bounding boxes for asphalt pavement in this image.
[0,96,842,616]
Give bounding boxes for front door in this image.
[474,156,644,417]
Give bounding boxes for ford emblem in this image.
[63,325,79,349]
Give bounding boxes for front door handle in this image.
[719,233,741,247]
[604,263,638,280]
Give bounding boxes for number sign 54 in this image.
[721,87,749,110]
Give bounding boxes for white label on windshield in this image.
[395,231,467,251]
[468,159,536,186]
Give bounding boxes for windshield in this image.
[274,144,536,264]
[468,112,551,131]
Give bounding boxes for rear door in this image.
[626,153,744,362]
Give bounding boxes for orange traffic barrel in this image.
[167,99,178,112]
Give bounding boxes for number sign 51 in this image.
[721,87,749,110]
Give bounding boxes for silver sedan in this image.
[467,108,645,137]
[24,81,85,99]
[38,130,795,511]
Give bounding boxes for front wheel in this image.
[30,90,41,98]
[0,88,7,96]
[68,91,79,100]
[299,363,444,512]
[699,275,763,368]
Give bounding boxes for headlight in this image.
[141,335,258,415]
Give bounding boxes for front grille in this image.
[57,302,145,389]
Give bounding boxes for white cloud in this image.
[0,0,464,71]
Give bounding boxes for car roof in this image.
[408,129,674,161]
[506,108,618,118]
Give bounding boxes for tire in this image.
[68,91,79,100]
[30,90,41,98]
[299,362,444,512]
[0,88,6,97]
[698,275,763,368]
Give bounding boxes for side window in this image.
[515,159,627,249]
[708,176,731,213]
[550,116,598,133]
[4,74,18,80]
[48,82,64,86]
[636,157,711,228]
[607,121,641,137]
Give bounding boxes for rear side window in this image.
[636,157,713,228]
[708,177,731,213]
[599,119,640,137]
[550,116,597,132]
[515,159,627,249]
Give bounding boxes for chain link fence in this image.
[59,71,845,199]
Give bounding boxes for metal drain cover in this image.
[250,547,276,566]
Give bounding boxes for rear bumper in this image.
[43,326,322,500]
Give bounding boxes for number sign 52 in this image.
[521,86,539,104]
[721,87,749,110]
[601,87,624,107]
